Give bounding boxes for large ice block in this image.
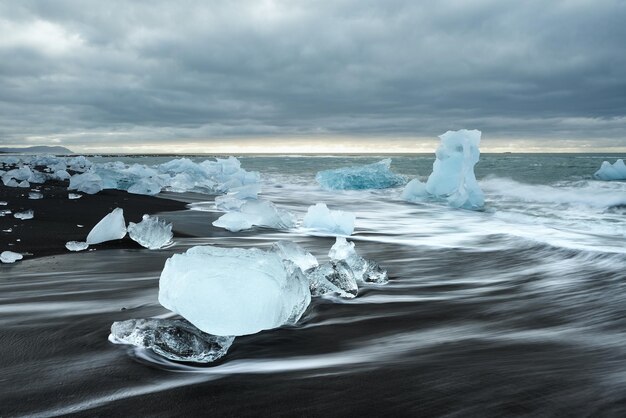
[302,203,355,235]
[315,159,406,190]
[86,208,127,244]
[158,246,311,336]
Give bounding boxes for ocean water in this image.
[2,153,626,416]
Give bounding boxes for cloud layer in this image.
[1,0,625,151]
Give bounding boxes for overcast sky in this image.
[0,0,625,152]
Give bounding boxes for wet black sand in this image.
[0,180,188,259]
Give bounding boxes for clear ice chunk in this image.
[14,210,34,220]
[316,158,406,190]
[594,159,626,181]
[128,214,173,249]
[1,251,23,263]
[329,237,388,284]
[305,260,358,298]
[109,318,235,363]
[302,203,355,235]
[270,241,319,272]
[158,246,311,336]
[86,207,127,244]
[213,200,296,232]
[65,241,89,251]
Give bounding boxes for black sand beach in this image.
[0,180,188,259]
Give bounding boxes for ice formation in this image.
[14,210,34,220]
[594,159,626,181]
[86,208,127,244]
[109,318,234,363]
[329,237,388,284]
[403,129,484,210]
[65,241,89,251]
[1,251,23,263]
[302,203,355,235]
[159,246,311,336]
[128,215,173,249]
[69,172,103,195]
[213,200,296,232]
[316,159,406,190]
[270,241,319,272]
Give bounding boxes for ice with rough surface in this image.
[594,159,626,181]
[305,261,359,298]
[316,158,406,190]
[159,246,311,336]
[86,208,127,244]
[14,210,34,220]
[270,241,319,272]
[404,129,484,209]
[329,237,388,284]
[128,215,173,249]
[302,203,355,235]
[109,318,235,363]
[69,172,103,194]
[65,241,89,251]
[1,251,23,263]
[213,200,296,232]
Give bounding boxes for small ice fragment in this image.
[329,237,388,284]
[68,193,82,199]
[316,159,406,190]
[28,192,43,200]
[65,241,89,251]
[159,246,311,336]
[305,261,358,298]
[0,209,11,217]
[3,179,19,187]
[2,228,12,232]
[270,241,318,272]
[14,210,34,220]
[213,200,296,232]
[128,215,173,249]
[1,251,23,263]
[17,180,30,188]
[0,201,7,205]
[86,208,127,244]
[302,203,355,235]
[109,318,235,363]
[77,224,84,227]
[401,178,428,202]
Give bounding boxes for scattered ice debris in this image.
[270,241,319,272]
[316,158,406,190]
[65,241,89,252]
[159,246,311,336]
[1,251,23,263]
[329,237,388,284]
[69,172,103,195]
[128,215,173,249]
[0,201,7,205]
[86,208,127,244]
[68,193,82,199]
[305,261,359,298]
[14,210,34,220]
[0,209,11,217]
[403,129,484,210]
[594,159,626,181]
[213,200,296,232]
[109,318,235,363]
[302,203,355,235]
[2,228,12,232]
[28,192,43,200]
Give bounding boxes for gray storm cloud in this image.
[0,0,625,150]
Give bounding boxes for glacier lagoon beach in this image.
[2,153,626,416]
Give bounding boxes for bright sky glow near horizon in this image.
[1,1,625,153]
